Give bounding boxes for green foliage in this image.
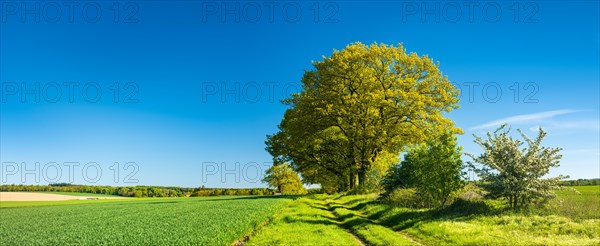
[266,42,461,192]
[455,183,487,202]
[0,196,291,245]
[382,132,465,208]
[380,163,406,195]
[468,125,566,208]
[190,187,274,197]
[382,188,426,208]
[263,163,307,195]
[306,188,324,194]
[350,167,385,195]
[383,184,492,213]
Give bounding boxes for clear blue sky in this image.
[1,1,598,188]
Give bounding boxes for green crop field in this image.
[550,186,600,220]
[0,196,291,245]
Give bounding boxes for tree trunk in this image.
[358,170,366,186]
[349,172,356,189]
[440,195,448,208]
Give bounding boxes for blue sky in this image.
[1,1,598,188]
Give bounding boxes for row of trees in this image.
[264,42,567,208]
[0,184,276,198]
[190,187,276,196]
[561,179,600,186]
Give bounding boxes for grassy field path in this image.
[247,195,363,245]
[324,196,421,246]
[248,195,421,245]
[248,190,600,245]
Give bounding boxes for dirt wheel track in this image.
[0,192,120,201]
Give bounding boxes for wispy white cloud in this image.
[470,109,584,131]
[528,120,600,132]
[562,149,600,156]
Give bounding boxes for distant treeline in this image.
[0,183,277,197]
[561,179,600,186]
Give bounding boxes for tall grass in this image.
[338,186,600,245]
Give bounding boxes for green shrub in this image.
[383,188,428,208]
[456,183,487,202]
[306,188,323,194]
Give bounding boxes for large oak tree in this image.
[266,42,460,191]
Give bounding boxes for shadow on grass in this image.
[276,197,346,228]
[350,200,376,211]
[284,216,340,226]
[377,209,432,231]
[327,199,374,211]
[436,199,499,217]
[342,197,365,206]
[372,198,504,231]
[307,203,330,211]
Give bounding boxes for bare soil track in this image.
[0,192,121,201]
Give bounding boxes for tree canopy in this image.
[266,42,461,191]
